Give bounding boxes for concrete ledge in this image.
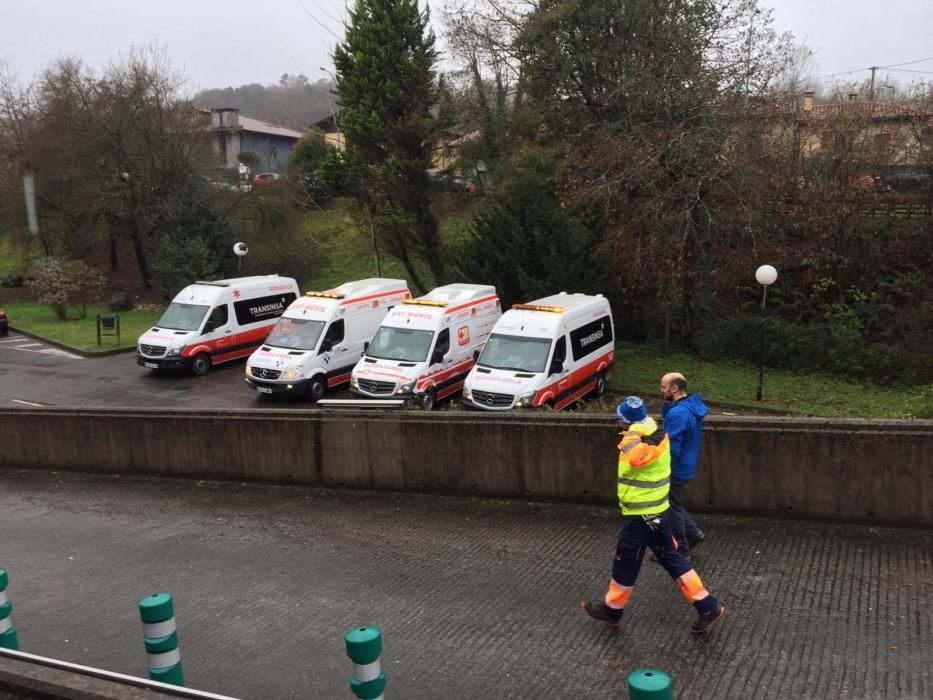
[0,654,178,699]
[1,408,931,527]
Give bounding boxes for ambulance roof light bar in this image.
[305,291,346,299]
[402,298,449,307]
[512,303,565,313]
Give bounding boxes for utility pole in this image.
[869,66,878,101]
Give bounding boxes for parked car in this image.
[880,172,932,194]
[252,172,281,189]
[0,303,8,336]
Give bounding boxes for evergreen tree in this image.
[333,0,442,292]
[455,147,604,308]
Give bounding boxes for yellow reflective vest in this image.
[616,417,671,516]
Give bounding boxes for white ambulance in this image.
[137,276,300,375]
[461,292,614,411]
[349,283,501,410]
[244,278,410,401]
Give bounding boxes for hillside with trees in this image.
[194,74,338,129]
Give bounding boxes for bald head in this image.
[660,372,687,401]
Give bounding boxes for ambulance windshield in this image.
[478,333,552,373]
[156,303,209,332]
[366,326,434,362]
[266,317,325,350]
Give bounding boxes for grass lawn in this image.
[614,342,931,419]
[302,195,481,292]
[0,233,42,279]
[302,199,409,291]
[3,302,162,352]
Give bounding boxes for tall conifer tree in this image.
[333,0,442,291]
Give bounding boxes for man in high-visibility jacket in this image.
[581,396,726,635]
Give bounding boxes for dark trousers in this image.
[612,511,692,585]
[605,510,717,615]
[669,477,702,556]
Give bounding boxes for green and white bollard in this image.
[345,626,386,700]
[138,592,184,686]
[628,668,673,699]
[0,569,18,651]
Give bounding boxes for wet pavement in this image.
[0,335,351,410]
[0,469,930,699]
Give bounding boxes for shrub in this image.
[30,257,107,320]
[697,316,932,384]
[151,236,222,300]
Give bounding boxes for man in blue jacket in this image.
[661,373,708,558]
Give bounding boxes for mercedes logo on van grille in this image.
[485,395,494,405]
[369,383,380,393]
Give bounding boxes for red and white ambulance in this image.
[461,292,614,411]
[137,276,299,375]
[244,278,410,401]
[350,283,501,410]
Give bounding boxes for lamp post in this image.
[233,242,249,272]
[755,264,778,401]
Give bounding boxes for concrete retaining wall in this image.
[1,408,931,527]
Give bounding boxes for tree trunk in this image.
[130,231,153,289]
[110,234,119,271]
[397,248,427,296]
[365,206,382,277]
[680,198,703,351]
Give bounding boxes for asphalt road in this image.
[0,333,348,410]
[1,469,930,699]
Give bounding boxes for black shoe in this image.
[691,604,726,635]
[688,532,706,550]
[580,601,622,627]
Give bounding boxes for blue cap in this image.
[617,396,647,423]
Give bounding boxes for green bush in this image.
[151,236,222,300]
[698,316,931,384]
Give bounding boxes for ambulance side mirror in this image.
[549,359,563,376]
[203,321,217,334]
[431,349,444,365]
[472,350,479,362]
[363,341,370,353]
[320,338,333,353]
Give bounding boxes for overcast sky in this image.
[1,0,931,93]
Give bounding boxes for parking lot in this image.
[0,335,342,410]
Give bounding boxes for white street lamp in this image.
[755,264,778,401]
[233,242,249,271]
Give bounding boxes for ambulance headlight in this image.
[350,376,358,388]
[397,382,414,394]
[166,345,184,357]
[246,360,253,373]
[516,392,534,407]
[281,368,302,381]
[463,387,472,401]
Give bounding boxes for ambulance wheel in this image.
[594,372,607,397]
[191,353,211,376]
[420,389,437,411]
[307,376,327,402]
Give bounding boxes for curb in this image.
[8,326,136,359]
[607,386,796,416]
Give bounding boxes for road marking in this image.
[39,348,84,359]
[12,399,45,407]
[0,339,83,359]
[0,337,30,343]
